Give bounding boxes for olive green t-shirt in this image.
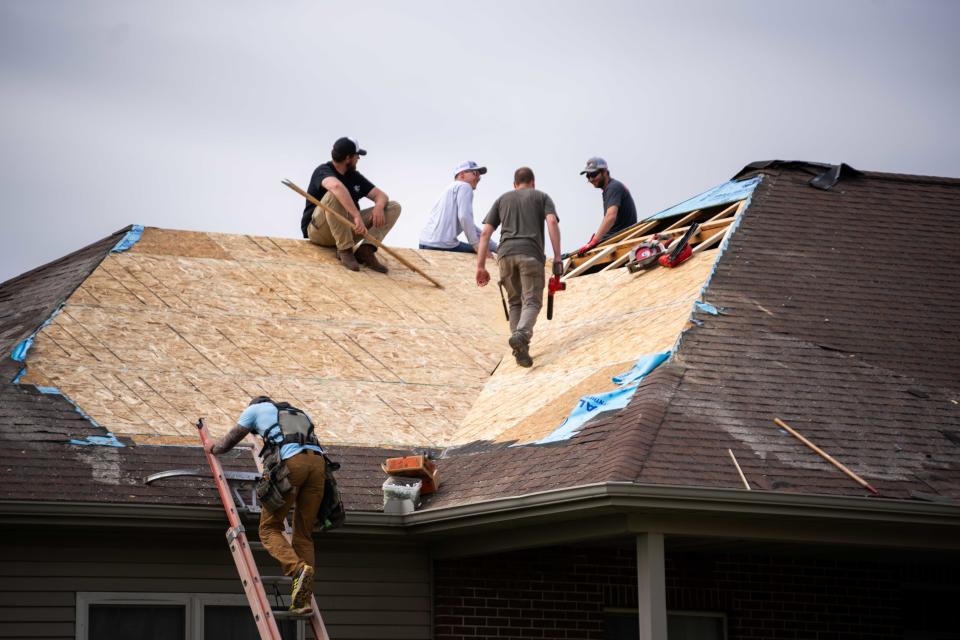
[483,188,557,262]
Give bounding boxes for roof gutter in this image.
[3,483,957,546]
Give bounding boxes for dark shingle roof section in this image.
[0,382,408,512]
[0,227,129,361]
[423,369,681,509]
[631,165,960,499]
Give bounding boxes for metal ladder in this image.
[194,418,330,640]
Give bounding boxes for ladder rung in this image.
[261,575,292,585]
[248,541,265,551]
[273,609,314,620]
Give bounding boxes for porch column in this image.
[636,533,667,640]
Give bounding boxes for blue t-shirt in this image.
[238,403,324,461]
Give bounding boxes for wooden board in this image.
[452,252,718,444]
[20,227,722,448]
[21,228,506,448]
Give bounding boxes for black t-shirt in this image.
[601,178,638,240]
[300,162,376,237]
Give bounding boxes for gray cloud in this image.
[2,0,958,281]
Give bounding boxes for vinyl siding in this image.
[0,528,430,640]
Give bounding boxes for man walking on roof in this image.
[575,157,638,256]
[419,161,498,254]
[301,137,401,273]
[209,396,326,612]
[476,167,562,368]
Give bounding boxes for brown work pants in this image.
[307,191,402,251]
[258,451,326,579]
[498,253,545,341]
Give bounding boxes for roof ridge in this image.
[599,365,684,483]
[0,225,131,289]
[0,226,132,361]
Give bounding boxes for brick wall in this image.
[434,545,956,640]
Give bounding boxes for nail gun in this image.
[546,274,566,320]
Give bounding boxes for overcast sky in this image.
[1,0,958,282]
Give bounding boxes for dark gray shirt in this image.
[601,178,638,240]
[483,188,558,262]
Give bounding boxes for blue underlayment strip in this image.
[111,224,144,253]
[644,175,762,222]
[10,304,64,364]
[694,301,719,316]
[530,351,670,445]
[34,386,125,447]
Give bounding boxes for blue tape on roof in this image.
[111,224,144,253]
[69,435,125,447]
[694,301,719,316]
[10,304,64,363]
[11,337,33,363]
[34,386,125,447]
[645,176,762,222]
[530,351,670,445]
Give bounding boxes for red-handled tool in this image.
[546,275,566,320]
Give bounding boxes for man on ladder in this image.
[208,396,325,612]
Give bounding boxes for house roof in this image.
[426,162,960,508]
[1,161,958,523]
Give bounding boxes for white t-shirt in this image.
[419,180,497,251]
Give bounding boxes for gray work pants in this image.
[498,254,545,341]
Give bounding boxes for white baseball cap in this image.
[454,161,487,176]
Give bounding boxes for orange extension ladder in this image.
[196,418,330,640]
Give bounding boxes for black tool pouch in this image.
[318,455,346,531]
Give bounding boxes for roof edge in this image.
[0,225,133,289]
[0,499,404,535]
[407,481,960,533]
[734,159,960,185]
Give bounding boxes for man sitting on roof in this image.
[209,396,326,613]
[476,167,562,368]
[575,156,638,256]
[300,137,401,273]
[419,161,498,254]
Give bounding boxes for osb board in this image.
[451,252,717,445]
[21,227,507,447]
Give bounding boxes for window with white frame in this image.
[76,593,302,640]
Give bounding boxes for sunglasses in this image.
[585,171,601,179]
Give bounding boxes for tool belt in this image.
[256,446,293,513]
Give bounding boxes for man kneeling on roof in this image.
[476,166,562,368]
[300,136,401,273]
[209,396,326,612]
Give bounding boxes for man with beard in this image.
[575,157,638,256]
[301,137,401,272]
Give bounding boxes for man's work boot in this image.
[338,249,360,272]
[290,564,315,610]
[508,332,533,368]
[355,244,388,273]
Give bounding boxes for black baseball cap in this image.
[332,137,367,157]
